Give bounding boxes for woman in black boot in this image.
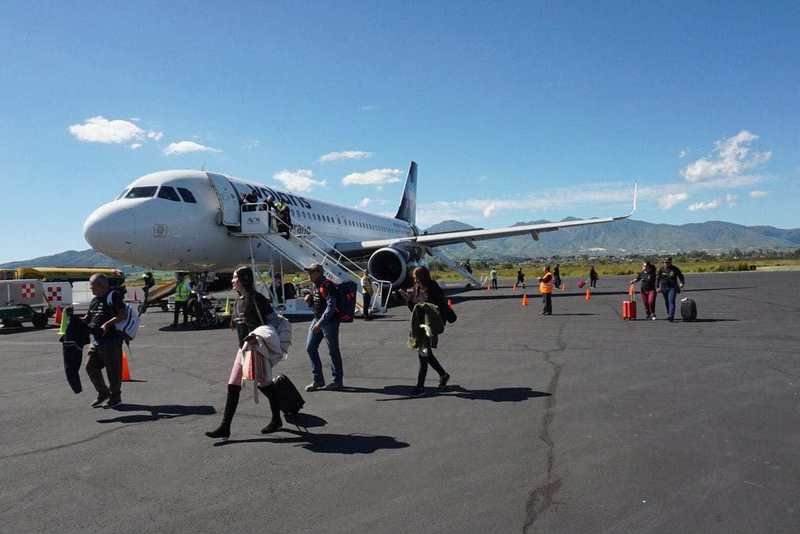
[206,266,286,438]
[400,267,451,396]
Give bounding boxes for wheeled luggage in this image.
[680,298,697,321]
[622,300,637,320]
[273,375,305,416]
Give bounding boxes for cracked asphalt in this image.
[1,271,799,534]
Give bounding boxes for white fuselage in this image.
[83,170,415,271]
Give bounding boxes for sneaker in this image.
[438,373,450,389]
[305,382,325,392]
[668,316,674,322]
[91,393,110,408]
[651,314,657,321]
[324,381,343,391]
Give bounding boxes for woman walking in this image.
[401,267,451,396]
[206,266,286,439]
[630,261,658,320]
[589,265,599,288]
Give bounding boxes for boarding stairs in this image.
[233,204,393,315]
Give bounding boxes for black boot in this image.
[258,384,283,433]
[206,384,241,439]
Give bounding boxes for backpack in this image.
[107,291,140,341]
[335,280,357,323]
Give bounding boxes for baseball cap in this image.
[304,263,323,273]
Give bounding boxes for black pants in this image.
[174,300,188,325]
[417,345,446,388]
[363,293,371,318]
[542,293,552,314]
[590,279,597,288]
[85,339,123,400]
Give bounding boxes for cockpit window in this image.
[116,189,128,200]
[125,186,158,199]
[157,186,181,202]
[177,187,197,203]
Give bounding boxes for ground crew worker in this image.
[360,273,373,321]
[516,268,525,288]
[275,200,291,238]
[490,267,498,289]
[539,266,555,315]
[173,273,191,327]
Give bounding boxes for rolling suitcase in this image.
[622,300,637,320]
[680,298,697,321]
[273,375,305,416]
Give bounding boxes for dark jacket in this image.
[406,280,449,329]
[657,265,685,290]
[633,264,658,291]
[61,309,91,394]
[409,302,444,349]
[312,278,338,324]
[234,291,273,332]
[85,289,125,343]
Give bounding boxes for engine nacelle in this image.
[367,247,411,289]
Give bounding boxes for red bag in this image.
[622,300,637,320]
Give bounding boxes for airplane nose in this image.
[83,203,137,256]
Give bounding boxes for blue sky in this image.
[1,1,799,262]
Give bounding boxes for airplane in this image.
[83,162,637,289]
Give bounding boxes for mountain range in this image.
[2,219,798,269]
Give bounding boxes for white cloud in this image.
[681,130,771,183]
[658,192,689,210]
[69,116,165,149]
[749,190,768,198]
[342,168,403,186]
[273,169,326,193]
[319,150,373,163]
[688,199,721,211]
[679,149,688,159]
[69,116,145,144]
[163,141,221,156]
[725,193,737,207]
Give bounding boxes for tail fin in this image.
[394,161,417,226]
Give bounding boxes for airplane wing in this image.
[340,184,638,252]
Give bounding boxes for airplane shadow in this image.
[214,429,410,454]
[341,384,550,403]
[96,403,216,424]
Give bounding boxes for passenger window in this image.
[177,187,197,203]
[125,186,158,198]
[157,186,181,202]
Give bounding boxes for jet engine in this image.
[367,247,417,289]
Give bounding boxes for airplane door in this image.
[206,173,241,226]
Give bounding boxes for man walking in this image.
[304,263,344,391]
[490,267,498,289]
[83,274,127,407]
[516,268,526,289]
[538,266,554,315]
[657,257,685,322]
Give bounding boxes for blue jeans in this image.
[306,320,343,384]
[661,287,677,319]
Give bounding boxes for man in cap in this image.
[656,257,685,322]
[303,263,344,391]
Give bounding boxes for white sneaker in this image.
[651,315,657,321]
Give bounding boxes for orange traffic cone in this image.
[54,306,63,326]
[121,350,132,381]
[585,288,591,301]
[521,293,529,306]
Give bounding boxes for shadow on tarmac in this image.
[341,384,551,403]
[214,428,410,454]
[96,403,217,423]
[448,286,756,303]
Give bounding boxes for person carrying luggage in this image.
[656,257,685,322]
[303,263,345,392]
[538,266,555,315]
[82,274,127,408]
[630,261,658,320]
[207,266,287,439]
[399,266,451,396]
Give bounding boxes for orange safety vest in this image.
[539,273,554,294]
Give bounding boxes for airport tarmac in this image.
[1,271,799,534]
